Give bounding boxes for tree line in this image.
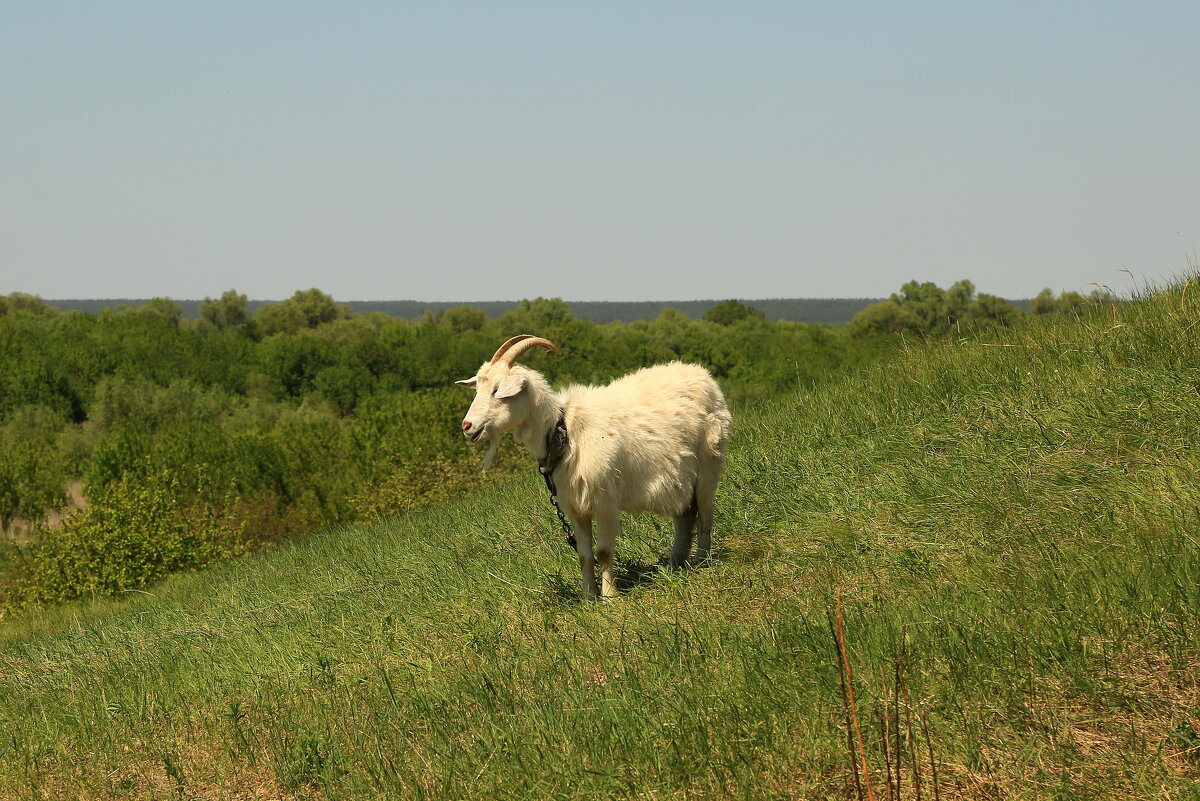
[845,280,1108,337]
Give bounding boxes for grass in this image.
[1,283,1199,799]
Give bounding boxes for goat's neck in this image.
[513,391,563,463]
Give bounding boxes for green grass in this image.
[2,284,1199,800]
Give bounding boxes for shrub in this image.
[10,470,246,604]
[348,452,516,520]
[0,441,66,527]
[85,426,151,490]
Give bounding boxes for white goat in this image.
[457,335,733,599]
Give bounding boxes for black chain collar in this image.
[537,414,576,551]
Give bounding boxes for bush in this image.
[0,440,65,527]
[10,470,245,604]
[348,452,517,520]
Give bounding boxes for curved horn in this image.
[490,334,535,364]
[496,336,558,366]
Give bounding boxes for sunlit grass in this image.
[1,284,1198,799]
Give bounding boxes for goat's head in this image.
[456,335,558,468]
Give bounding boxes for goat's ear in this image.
[454,377,477,389]
[493,374,526,399]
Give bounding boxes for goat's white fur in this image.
[458,345,732,599]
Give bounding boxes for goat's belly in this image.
[561,466,695,520]
[617,479,693,518]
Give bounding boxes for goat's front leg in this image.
[574,516,599,600]
[594,510,621,599]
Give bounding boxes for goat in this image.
[456,334,732,599]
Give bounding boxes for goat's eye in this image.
[490,386,498,397]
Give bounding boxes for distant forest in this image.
[43,297,1038,323]
[42,298,903,324]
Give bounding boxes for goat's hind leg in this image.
[693,474,719,564]
[670,493,699,568]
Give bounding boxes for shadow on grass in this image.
[540,553,718,603]
[615,557,663,592]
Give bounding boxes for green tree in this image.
[847,300,920,337]
[1059,291,1089,315]
[289,288,351,328]
[257,289,350,336]
[508,297,574,326]
[256,336,339,399]
[1031,288,1059,315]
[440,305,488,333]
[704,299,766,326]
[495,299,590,370]
[888,280,1022,336]
[892,281,950,332]
[971,292,1022,327]
[256,301,307,336]
[200,289,250,330]
[0,292,58,318]
[1032,288,1090,316]
[314,364,373,415]
[133,297,183,325]
[0,439,65,527]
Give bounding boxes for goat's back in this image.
[559,362,731,517]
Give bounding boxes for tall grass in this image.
[0,284,1198,799]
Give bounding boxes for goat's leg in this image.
[695,510,714,564]
[670,494,698,567]
[575,517,598,600]
[594,510,621,599]
[694,475,719,564]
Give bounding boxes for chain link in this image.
[539,468,577,551]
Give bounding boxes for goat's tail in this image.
[704,405,733,460]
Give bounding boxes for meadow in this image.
[1,283,1196,799]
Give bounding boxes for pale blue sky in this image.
[2,2,1197,301]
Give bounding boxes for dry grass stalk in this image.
[920,710,941,801]
[830,605,864,801]
[897,640,922,801]
[835,590,876,801]
[878,670,894,800]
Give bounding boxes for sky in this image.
[2,2,1197,302]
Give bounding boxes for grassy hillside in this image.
[1,285,1198,800]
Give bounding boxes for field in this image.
[1,285,1198,799]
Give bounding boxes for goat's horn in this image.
[490,334,535,363]
[496,336,558,366]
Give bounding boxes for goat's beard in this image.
[479,436,500,471]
